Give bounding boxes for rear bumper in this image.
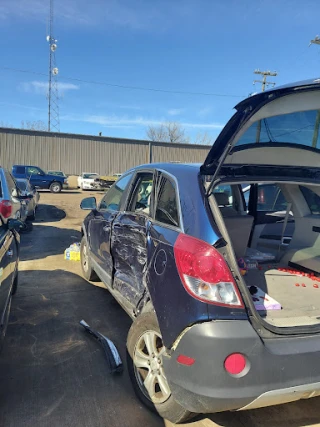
[162,320,320,414]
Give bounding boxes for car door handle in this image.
[6,249,13,257]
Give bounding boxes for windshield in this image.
[83,173,98,179]
[16,180,27,191]
[235,109,320,150]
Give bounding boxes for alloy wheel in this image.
[133,330,171,404]
[82,242,89,272]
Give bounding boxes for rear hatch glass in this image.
[236,109,320,148]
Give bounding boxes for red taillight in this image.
[224,353,246,375]
[0,200,13,219]
[174,234,243,308]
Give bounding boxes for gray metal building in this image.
[0,127,211,175]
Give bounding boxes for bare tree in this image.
[194,132,214,145]
[21,120,47,131]
[146,123,167,142]
[146,122,187,143]
[165,122,186,143]
[0,121,14,128]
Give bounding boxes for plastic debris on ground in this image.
[64,242,81,261]
[237,257,259,276]
[245,247,275,262]
[80,320,123,374]
[248,285,282,311]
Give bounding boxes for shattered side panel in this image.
[111,213,149,308]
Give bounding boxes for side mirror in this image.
[80,197,97,210]
[8,219,26,232]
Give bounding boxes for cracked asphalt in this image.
[1,188,320,427]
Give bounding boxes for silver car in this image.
[0,168,28,223]
[15,178,40,221]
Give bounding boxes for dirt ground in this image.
[1,188,320,427]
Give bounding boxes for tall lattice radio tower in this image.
[47,0,60,132]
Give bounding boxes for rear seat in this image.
[214,192,254,258]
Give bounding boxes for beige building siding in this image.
[0,128,210,175]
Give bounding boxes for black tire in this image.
[50,181,62,193]
[126,311,194,424]
[20,221,33,233]
[12,272,18,295]
[80,237,98,281]
[28,208,36,221]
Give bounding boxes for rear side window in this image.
[100,173,133,211]
[15,166,25,174]
[155,177,179,227]
[300,186,320,215]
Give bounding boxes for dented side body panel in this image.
[87,208,116,287]
[111,212,149,308]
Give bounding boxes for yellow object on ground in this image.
[64,250,80,261]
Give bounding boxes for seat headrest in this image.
[214,192,230,206]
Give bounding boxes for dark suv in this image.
[80,79,320,423]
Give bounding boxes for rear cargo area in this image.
[209,180,320,328]
[244,262,320,326]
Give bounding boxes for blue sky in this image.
[1,0,320,142]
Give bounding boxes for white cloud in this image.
[62,114,224,130]
[198,107,212,118]
[168,108,184,116]
[0,0,91,25]
[20,81,79,95]
[0,101,45,112]
[0,0,184,30]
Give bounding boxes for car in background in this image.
[0,168,28,224]
[0,216,23,352]
[15,178,40,221]
[12,165,68,193]
[47,170,67,178]
[77,173,100,190]
[98,173,122,189]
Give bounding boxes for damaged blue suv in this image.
[81,79,320,423]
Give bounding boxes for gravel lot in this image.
[1,189,320,427]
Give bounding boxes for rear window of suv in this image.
[235,110,320,149]
[15,166,25,174]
